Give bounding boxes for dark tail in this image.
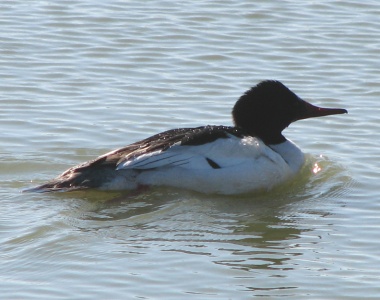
[23,180,86,193]
[23,157,117,193]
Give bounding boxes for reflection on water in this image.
[57,155,351,275]
[0,142,361,299]
[2,126,354,299]
[2,0,379,298]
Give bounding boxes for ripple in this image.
[2,0,380,298]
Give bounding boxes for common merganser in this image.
[26,80,347,195]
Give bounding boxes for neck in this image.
[234,126,287,145]
[261,133,286,145]
[268,139,305,173]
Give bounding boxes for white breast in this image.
[129,136,305,194]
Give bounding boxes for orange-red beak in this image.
[296,100,347,121]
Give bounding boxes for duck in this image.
[25,80,347,195]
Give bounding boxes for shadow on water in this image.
[24,153,352,277]
[57,153,352,216]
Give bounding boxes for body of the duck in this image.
[26,80,347,195]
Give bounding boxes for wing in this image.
[24,127,196,192]
[116,126,247,170]
[25,126,246,192]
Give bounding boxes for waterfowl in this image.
[26,80,347,194]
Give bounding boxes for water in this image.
[1,0,380,298]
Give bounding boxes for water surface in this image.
[1,1,380,299]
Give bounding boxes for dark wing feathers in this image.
[26,126,245,192]
[181,126,244,146]
[108,125,244,163]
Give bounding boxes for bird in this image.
[25,80,347,195]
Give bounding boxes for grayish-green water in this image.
[1,1,379,299]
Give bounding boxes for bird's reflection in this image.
[59,154,351,275]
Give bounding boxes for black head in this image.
[232,80,347,144]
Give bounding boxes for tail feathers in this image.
[23,181,88,193]
[23,153,135,193]
[23,165,112,193]
[23,174,92,193]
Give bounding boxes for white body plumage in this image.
[110,135,304,194]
